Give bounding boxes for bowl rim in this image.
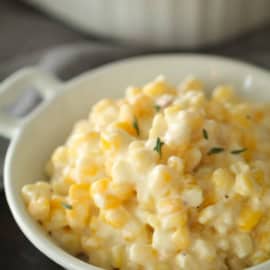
[4,53,270,270]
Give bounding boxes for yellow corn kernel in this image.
[115,121,137,136]
[234,172,258,196]
[161,211,188,230]
[28,197,50,221]
[171,226,190,250]
[44,197,68,230]
[184,148,202,172]
[179,77,204,91]
[131,95,154,118]
[156,264,171,270]
[51,228,81,255]
[90,178,110,195]
[162,170,172,183]
[100,133,121,151]
[92,193,121,209]
[244,133,256,151]
[157,197,183,215]
[207,101,228,121]
[69,183,90,203]
[102,208,128,228]
[66,204,90,231]
[126,86,141,98]
[112,245,125,268]
[254,110,264,122]
[143,77,176,96]
[201,192,216,208]
[92,99,113,113]
[141,196,155,212]
[50,196,63,209]
[212,168,234,194]
[212,85,235,103]
[69,132,99,154]
[253,169,265,186]
[52,146,68,165]
[111,182,134,201]
[81,235,102,251]
[257,232,270,252]
[165,104,182,115]
[230,104,252,129]
[238,207,263,232]
[168,156,184,175]
[103,194,121,209]
[81,164,99,177]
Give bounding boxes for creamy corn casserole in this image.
[22,76,270,270]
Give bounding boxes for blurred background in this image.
[0,0,270,269]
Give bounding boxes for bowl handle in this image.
[0,67,62,139]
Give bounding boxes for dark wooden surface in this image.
[0,0,269,269]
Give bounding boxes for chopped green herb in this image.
[154,104,161,112]
[202,129,208,140]
[230,148,247,155]
[62,202,72,210]
[207,147,224,155]
[133,117,140,136]
[153,137,164,157]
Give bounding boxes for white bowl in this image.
[2,54,270,270]
[24,0,270,48]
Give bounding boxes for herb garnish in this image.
[230,148,247,155]
[154,105,161,112]
[202,129,208,140]
[133,117,140,136]
[62,202,72,210]
[207,147,224,155]
[154,137,164,157]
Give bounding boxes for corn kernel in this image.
[171,226,190,250]
[51,228,81,255]
[112,245,125,268]
[157,197,183,215]
[28,197,50,221]
[212,85,235,103]
[238,207,262,232]
[179,77,204,91]
[143,76,176,96]
[212,168,234,196]
[92,99,113,113]
[161,211,188,230]
[52,146,69,165]
[66,204,90,231]
[93,193,121,209]
[81,164,99,177]
[100,133,121,151]
[234,172,258,197]
[131,94,154,118]
[69,183,90,203]
[115,121,137,136]
[111,182,134,201]
[230,104,252,129]
[164,104,182,115]
[102,208,128,228]
[81,235,102,250]
[126,86,141,98]
[90,178,110,195]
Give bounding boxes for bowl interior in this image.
[5,54,270,270]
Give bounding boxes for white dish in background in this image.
[2,54,270,270]
[24,0,270,48]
